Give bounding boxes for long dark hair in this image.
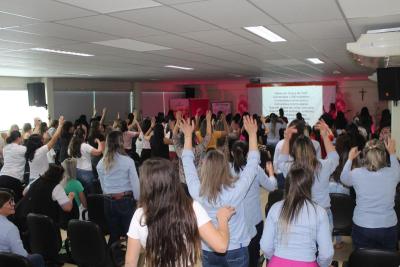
[68,128,85,158]
[141,118,151,134]
[6,130,21,144]
[231,140,248,173]
[139,158,200,267]
[331,134,351,182]
[41,164,64,183]
[25,134,43,162]
[279,165,314,233]
[61,121,74,139]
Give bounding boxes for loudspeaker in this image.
[184,87,195,98]
[27,82,46,107]
[377,67,400,101]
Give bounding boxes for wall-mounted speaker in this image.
[184,86,195,98]
[377,67,400,101]
[27,82,47,107]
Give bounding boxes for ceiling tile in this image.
[0,12,39,29]
[0,0,96,21]
[156,0,207,4]
[13,23,115,42]
[348,14,400,38]
[134,34,204,49]
[110,6,217,33]
[0,28,79,46]
[249,0,343,23]
[57,15,164,38]
[56,0,162,13]
[181,30,254,46]
[173,0,277,28]
[338,0,400,19]
[285,20,353,39]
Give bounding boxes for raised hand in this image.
[266,161,274,176]
[243,115,257,135]
[179,118,195,137]
[284,126,297,141]
[58,116,65,126]
[385,138,396,155]
[216,206,236,223]
[348,147,361,161]
[206,110,212,121]
[315,119,330,137]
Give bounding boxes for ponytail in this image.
[6,130,21,144]
[231,140,249,173]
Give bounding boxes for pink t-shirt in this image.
[123,131,139,150]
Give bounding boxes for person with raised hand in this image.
[230,139,277,266]
[125,158,235,267]
[25,116,65,184]
[340,138,400,250]
[181,115,260,267]
[277,119,339,229]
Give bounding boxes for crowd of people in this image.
[0,104,397,267]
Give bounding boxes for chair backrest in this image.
[67,219,111,267]
[87,194,109,234]
[330,193,355,236]
[0,252,31,267]
[264,190,284,217]
[348,248,400,267]
[26,213,62,259]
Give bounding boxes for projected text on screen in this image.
[262,85,323,126]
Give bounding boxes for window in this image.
[0,90,48,132]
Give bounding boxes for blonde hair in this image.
[363,139,387,172]
[103,131,126,171]
[200,150,235,204]
[61,158,77,187]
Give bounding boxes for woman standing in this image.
[182,115,260,266]
[25,116,64,184]
[340,139,399,250]
[69,128,103,195]
[277,121,339,228]
[0,131,26,202]
[230,140,277,266]
[96,131,140,244]
[260,166,334,267]
[125,158,235,267]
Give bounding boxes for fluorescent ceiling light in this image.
[164,65,193,70]
[62,72,93,76]
[244,26,286,42]
[367,27,400,34]
[0,10,40,20]
[93,39,170,52]
[306,58,324,64]
[30,48,94,57]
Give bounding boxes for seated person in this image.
[0,191,45,267]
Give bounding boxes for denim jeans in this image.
[104,196,136,244]
[352,224,398,251]
[27,253,45,267]
[76,168,94,195]
[248,221,264,267]
[202,247,249,267]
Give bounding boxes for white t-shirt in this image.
[76,143,94,171]
[266,122,286,145]
[0,143,27,181]
[47,148,56,164]
[29,145,49,182]
[127,201,210,248]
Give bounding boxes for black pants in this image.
[140,149,151,164]
[352,223,398,251]
[0,175,23,203]
[248,221,264,267]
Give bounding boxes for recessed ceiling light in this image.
[306,58,324,64]
[164,65,193,70]
[93,39,170,52]
[333,70,341,74]
[30,48,94,57]
[244,26,286,42]
[62,72,93,76]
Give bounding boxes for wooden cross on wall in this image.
[359,88,367,101]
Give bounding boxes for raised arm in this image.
[46,116,64,150]
[340,147,359,186]
[99,108,107,125]
[258,162,277,192]
[226,116,260,205]
[181,118,201,200]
